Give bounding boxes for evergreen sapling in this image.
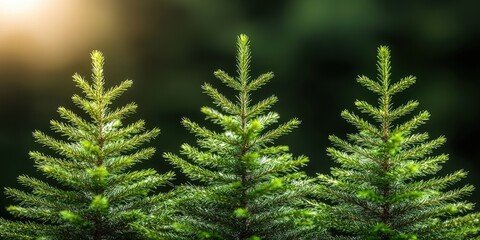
[0,51,174,240]
[316,46,480,239]
[161,34,319,240]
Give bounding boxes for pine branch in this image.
[247,95,278,118]
[202,82,241,115]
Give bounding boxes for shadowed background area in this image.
[1,0,479,219]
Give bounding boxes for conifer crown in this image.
[0,51,174,240]
[316,46,480,239]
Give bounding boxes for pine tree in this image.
[0,51,174,240]
[158,34,320,240]
[316,46,480,239]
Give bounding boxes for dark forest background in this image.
[1,0,480,219]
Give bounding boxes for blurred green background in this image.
[1,0,480,219]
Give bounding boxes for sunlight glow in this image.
[0,0,42,16]
[0,1,120,73]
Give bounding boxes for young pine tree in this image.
[161,34,319,240]
[0,51,174,240]
[316,46,480,239]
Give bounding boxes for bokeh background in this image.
[1,0,479,219]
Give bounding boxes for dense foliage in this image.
[0,37,478,240]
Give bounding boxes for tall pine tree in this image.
[157,34,320,240]
[316,46,480,239]
[0,51,174,240]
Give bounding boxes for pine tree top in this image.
[161,34,319,240]
[317,46,480,239]
[0,50,174,240]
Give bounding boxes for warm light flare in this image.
[0,0,42,16]
[0,1,121,74]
